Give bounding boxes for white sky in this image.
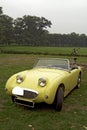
[0,0,87,34]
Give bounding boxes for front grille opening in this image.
[23,90,38,99]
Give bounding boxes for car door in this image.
[64,68,79,96]
[68,68,79,90]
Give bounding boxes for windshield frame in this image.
[34,58,70,72]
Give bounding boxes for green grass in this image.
[0,53,87,130]
[0,46,87,56]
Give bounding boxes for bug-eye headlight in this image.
[38,78,46,87]
[16,75,24,84]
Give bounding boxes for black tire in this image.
[11,96,15,102]
[76,74,81,89]
[55,87,64,111]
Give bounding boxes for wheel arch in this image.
[58,83,65,92]
[79,71,81,76]
[78,70,82,80]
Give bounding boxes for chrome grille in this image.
[23,90,38,99]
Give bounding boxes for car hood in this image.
[17,68,66,83]
[6,68,67,95]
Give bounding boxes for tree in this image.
[1,6,87,47]
[0,14,14,45]
[13,15,52,45]
[0,7,3,44]
[0,7,3,15]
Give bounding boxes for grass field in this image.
[0,46,87,56]
[0,48,87,130]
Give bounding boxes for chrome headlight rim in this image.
[38,78,46,87]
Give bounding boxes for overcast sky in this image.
[0,0,87,34]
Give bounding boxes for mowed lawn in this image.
[0,53,87,130]
[0,46,87,56]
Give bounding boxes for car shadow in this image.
[16,102,56,112]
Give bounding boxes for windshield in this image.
[34,58,70,71]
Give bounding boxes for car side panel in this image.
[64,68,81,96]
[44,68,81,104]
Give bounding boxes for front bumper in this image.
[12,86,39,108]
[12,96,35,108]
[7,86,54,107]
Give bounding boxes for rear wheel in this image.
[54,87,64,111]
[76,74,81,88]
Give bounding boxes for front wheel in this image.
[54,87,64,111]
[11,96,15,102]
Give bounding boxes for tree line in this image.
[0,7,87,47]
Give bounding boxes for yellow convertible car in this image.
[5,58,82,111]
